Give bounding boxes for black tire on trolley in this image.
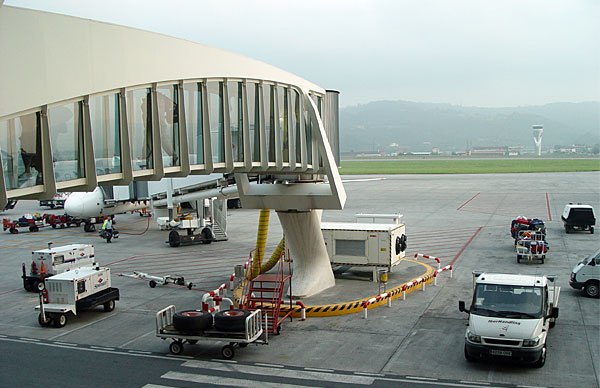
[173,310,213,333]
[221,344,235,360]
[213,309,251,332]
[169,341,184,355]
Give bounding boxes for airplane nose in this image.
[64,195,84,216]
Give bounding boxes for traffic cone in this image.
[39,261,47,276]
[31,260,38,275]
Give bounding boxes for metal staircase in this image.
[242,252,293,334]
[211,222,228,242]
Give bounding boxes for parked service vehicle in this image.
[36,266,119,328]
[459,272,559,367]
[321,213,407,279]
[562,203,596,234]
[22,243,95,292]
[569,248,600,298]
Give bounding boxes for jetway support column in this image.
[277,209,335,298]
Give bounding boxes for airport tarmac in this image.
[0,171,599,387]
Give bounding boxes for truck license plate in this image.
[489,349,512,357]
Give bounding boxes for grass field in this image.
[339,158,600,174]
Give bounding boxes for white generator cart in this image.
[22,243,95,292]
[156,305,268,359]
[321,213,407,281]
[36,266,119,328]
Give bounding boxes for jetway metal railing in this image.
[0,80,341,210]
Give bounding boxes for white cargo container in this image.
[321,214,407,277]
[22,243,96,291]
[36,266,119,328]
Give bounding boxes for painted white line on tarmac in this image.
[19,337,40,342]
[53,341,77,346]
[304,367,334,373]
[162,371,315,387]
[254,362,284,368]
[182,360,375,385]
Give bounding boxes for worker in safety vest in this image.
[101,216,113,243]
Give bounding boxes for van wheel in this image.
[533,346,546,368]
[591,226,594,234]
[464,345,475,362]
[583,281,600,298]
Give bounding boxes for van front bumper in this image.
[465,342,542,363]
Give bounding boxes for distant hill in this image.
[339,101,600,153]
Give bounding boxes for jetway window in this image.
[246,82,260,163]
[183,82,204,165]
[277,86,289,163]
[48,102,85,182]
[0,112,44,190]
[156,84,181,168]
[292,89,301,165]
[263,84,276,163]
[228,81,243,163]
[207,81,225,164]
[89,93,122,175]
[126,87,153,171]
[303,107,313,163]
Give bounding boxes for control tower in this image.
[532,125,543,156]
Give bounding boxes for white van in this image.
[569,249,600,298]
[459,272,559,367]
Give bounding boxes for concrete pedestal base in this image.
[277,210,335,298]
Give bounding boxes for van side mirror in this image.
[550,307,559,319]
[459,300,469,313]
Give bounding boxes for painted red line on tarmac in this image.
[457,192,480,211]
[451,227,483,265]
[546,192,552,221]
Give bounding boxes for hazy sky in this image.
[5,0,599,108]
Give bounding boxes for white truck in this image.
[321,213,407,280]
[458,272,559,367]
[22,243,95,292]
[569,248,600,298]
[36,266,119,328]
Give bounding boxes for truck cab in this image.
[570,248,600,298]
[458,272,559,367]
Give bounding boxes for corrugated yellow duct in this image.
[261,238,285,273]
[251,209,270,279]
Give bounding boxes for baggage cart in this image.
[155,305,268,359]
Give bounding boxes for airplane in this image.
[63,175,239,241]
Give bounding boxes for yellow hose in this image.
[251,209,270,279]
[261,238,285,273]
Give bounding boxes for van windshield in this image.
[472,284,543,319]
[583,249,600,265]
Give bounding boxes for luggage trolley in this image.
[155,305,268,359]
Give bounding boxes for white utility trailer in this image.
[36,266,119,328]
[321,213,407,280]
[22,243,95,292]
[156,305,267,359]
